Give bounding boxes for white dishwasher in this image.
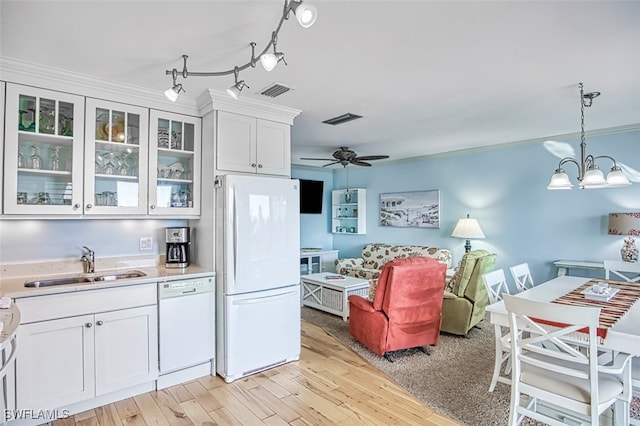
[158,276,215,388]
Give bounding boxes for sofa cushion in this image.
[362,243,452,269]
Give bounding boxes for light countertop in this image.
[0,256,214,299]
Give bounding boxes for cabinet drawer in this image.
[17,283,156,323]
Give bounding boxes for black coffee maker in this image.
[165,227,190,268]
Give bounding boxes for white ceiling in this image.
[1,0,639,168]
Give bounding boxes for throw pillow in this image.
[445,260,461,293]
[368,278,379,302]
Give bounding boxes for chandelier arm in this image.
[592,155,620,167]
[164,0,290,79]
[557,157,581,176]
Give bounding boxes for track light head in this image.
[260,52,286,72]
[227,67,249,99]
[289,1,317,28]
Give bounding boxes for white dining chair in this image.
[605,260,640,424]
[604,260,640,282]
[509,263,535,293]
[482,269,512,392]
[503,294,633,426]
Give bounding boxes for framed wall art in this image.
[379,190,440,228]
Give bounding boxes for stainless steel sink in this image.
[93,271,147,281]
[24,270,147,287]
[24,276,94,287]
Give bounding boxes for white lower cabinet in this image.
[15,284,158,411]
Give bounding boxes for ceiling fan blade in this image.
[351,160,372,167]
[300,157,336,161]
[355,155,389,161]
[322,161,341,167]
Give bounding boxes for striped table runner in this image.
[550,278,640,339]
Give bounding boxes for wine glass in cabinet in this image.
[148,110,201,216]
[3,84,85,215]
[84,99,149,215]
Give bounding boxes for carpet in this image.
[301,306,640,426]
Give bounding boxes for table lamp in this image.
[451,214,485,253]
[608,212,640,262]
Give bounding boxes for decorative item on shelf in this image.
[451,213,485,253]
[163,0,318,102]
[50,146,61,171]
[59,113,73,136]
[29,145,42,170]
[39,105,55,134]
[608,212,640,262]
[103,152,115,175]
[547,83,631,190]
[17,150,24,168]
[168,162,185,179]
[158,128,170,148]
[16,192,27,204]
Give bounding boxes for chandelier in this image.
[163,0,317,102]
[547,83,631,190]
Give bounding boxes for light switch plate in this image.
[139,237,153,251]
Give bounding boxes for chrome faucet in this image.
[81,246,95,274]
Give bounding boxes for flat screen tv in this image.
[299,179,324,214]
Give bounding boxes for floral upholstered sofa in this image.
[336,243,453,287]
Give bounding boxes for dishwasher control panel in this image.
[159,277,214,298]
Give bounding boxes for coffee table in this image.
[301,273,369,321]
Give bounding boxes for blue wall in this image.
[292,129,640,289]
[292,167,334,250]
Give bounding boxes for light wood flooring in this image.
[53,320,460,425]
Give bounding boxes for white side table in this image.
[301,273,369,321]
[553,260,605,277]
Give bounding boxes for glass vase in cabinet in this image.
[148,110,201,216]
[332,189,366,234]
[3,84,85,215]
[84,99,149,215]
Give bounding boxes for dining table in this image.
[486,275,640,356]
[486,275,640,425]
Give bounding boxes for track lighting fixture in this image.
[288,1,317,28]
[226,67,249,100]
[547,83,631,190]
[260,32,287,72]
[164,64,186,102]
[163,0,317,100]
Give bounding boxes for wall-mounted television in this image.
[299,179,324,214]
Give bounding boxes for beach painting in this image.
[380,190,440,228]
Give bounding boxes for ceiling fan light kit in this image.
[547,82,631,190]
[163,0,317,102]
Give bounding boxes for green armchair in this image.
[440,250,497,336]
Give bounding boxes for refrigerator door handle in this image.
[232,290,298,305]
[232,188,238,283]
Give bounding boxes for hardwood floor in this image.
[54,320,460,425]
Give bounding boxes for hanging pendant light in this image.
[547,83,631,190]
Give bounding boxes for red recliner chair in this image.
[347,256,447,361]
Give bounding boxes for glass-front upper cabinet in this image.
[149,110,201,216]
[3,84,85,215]
[84,98,149,215]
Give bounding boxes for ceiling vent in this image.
[322,113,363,125]
[258,82,293,98]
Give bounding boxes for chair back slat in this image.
[604,260,640,282]
[509,262,535,293]
[482,269,510,304]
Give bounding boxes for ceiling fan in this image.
[301,147,389,167]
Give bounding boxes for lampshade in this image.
[260,53,278,72]
[290,1,317,28]
[580,166,607,189]
[451,216,486,239]
[547,169,573,190]
[608,213,640,236]
[164,84,183,102]
[606,166,632,187]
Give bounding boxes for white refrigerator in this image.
[215,174,301,383]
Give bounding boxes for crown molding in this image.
[197,89,301,125]
[0,56,200,116]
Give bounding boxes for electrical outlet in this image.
[139,237,153,251]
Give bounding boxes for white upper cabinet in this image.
[216,111,291,176]
[3,84,85,215]
[149,110,201,216]
[84,98,149,215]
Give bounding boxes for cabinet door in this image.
[84,98,149,215]
[94,305,158,395]
[216,111,257,173]
[0,82,4,212]
[256,119,291,176]
[3,84,85,215]
[16,315,95,409]
[149,110,201,216]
